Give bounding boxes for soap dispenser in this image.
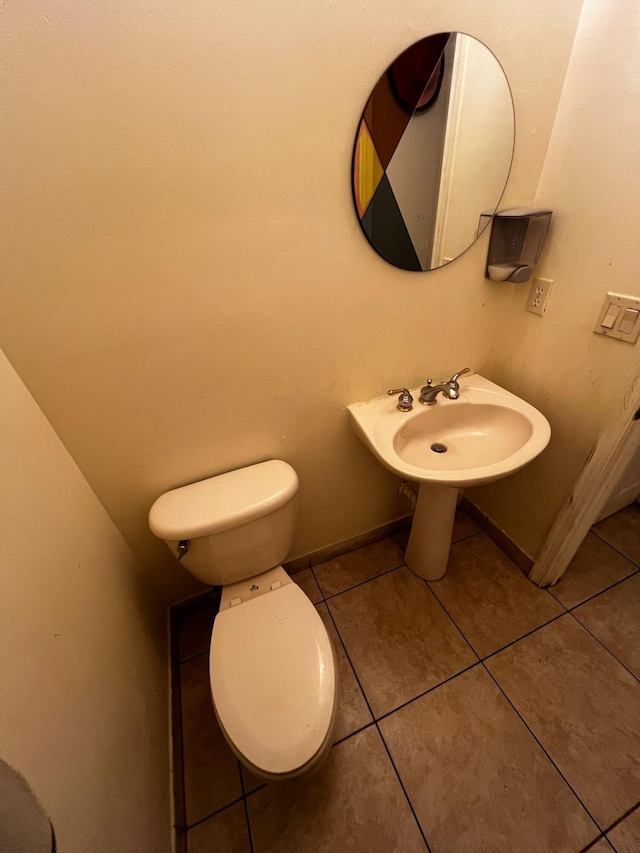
[482,208,552,283]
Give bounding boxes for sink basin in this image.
[348,373,550,488]
[347,373,550,580]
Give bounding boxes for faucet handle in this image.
[388,388,413,411]
[449,368,470,384]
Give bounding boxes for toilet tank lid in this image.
[148,460,298,540]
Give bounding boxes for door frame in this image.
[529,365,640,587]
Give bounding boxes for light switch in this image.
[594,292,640,343]
[619,308,639,335]
[601,303,620,329]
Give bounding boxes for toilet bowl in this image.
[149,460,338,780]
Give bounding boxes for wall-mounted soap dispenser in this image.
[480,208,552,283]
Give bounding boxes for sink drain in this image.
[431,443,447,453]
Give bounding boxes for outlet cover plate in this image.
[526,277,554,316]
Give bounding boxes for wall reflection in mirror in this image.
[352,32,514,272]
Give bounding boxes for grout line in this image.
[375,721,432,853]
[555,566,640,614]
[480,661,604,833]
[603,800,640,836]
[307,523,479,606]
[450,529,484,546]
[566,609,640,684]
[169,616,189,837]
[374,661,482,725]
[244,780,267,799]
[479,611,567,664]
[323,605,375,719]
[578,800,640,853]
[412,573,480,661]
[309,564,324,603]
[178,689,187,837]
[332,721,376,747]
[237,758,247,800]
[320,561,405,602]
[240,725,378,806]
[242,795,255,853]
[590,528,640,570]
[578,835,611,853]
[413,570,620,837]
[421,564,567,666]
[322,600,432,852]
[180,648,209,665]
[184,796,245,831]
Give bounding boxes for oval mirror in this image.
[352,32,514,272]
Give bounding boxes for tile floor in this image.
[172,505,640,853]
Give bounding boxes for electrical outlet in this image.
[526,277,554,316]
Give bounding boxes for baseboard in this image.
[284,514,413,573]
[460,495,488,531]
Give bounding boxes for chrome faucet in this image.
[419,368,470,406]
[388,387,414,411]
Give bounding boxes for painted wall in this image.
[470,0,640,557]
[2,0,584,599]
[0,348,171,851]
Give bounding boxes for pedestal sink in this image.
[347,373,551,580]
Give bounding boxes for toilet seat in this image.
[209,582,337,777]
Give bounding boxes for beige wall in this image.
[0,348,171,852]
[470,0,640,557]
[2,0,584,599]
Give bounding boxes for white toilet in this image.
[149,460,338,781]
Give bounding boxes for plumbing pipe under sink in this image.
[399,481,418,509]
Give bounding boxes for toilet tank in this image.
[148,460,299,586]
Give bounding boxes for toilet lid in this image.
[210,584,336,776]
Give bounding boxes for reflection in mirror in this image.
[352,32,514,272]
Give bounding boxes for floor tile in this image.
[486,615,640,828]
[186,802,251,853]
[329,567,476,717]
[316,603,373,741]
[594,505,640,566]
[178,605,215,661]
[607,806,640,853]
[394,528,410,551]
[314,537,403,598]
[430,534,563,658]
[246,726,427,853]
[380,666,597,853]
[549,533,636,609]
[293,568,323,603]
[451,506,482,542]
[573,574,640,678]
[181,655,242,825]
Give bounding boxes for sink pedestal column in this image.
[404,483,459,581]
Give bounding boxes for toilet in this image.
[148,460,338,780]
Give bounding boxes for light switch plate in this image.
[526,277,554,316]
[594,292,640,343]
